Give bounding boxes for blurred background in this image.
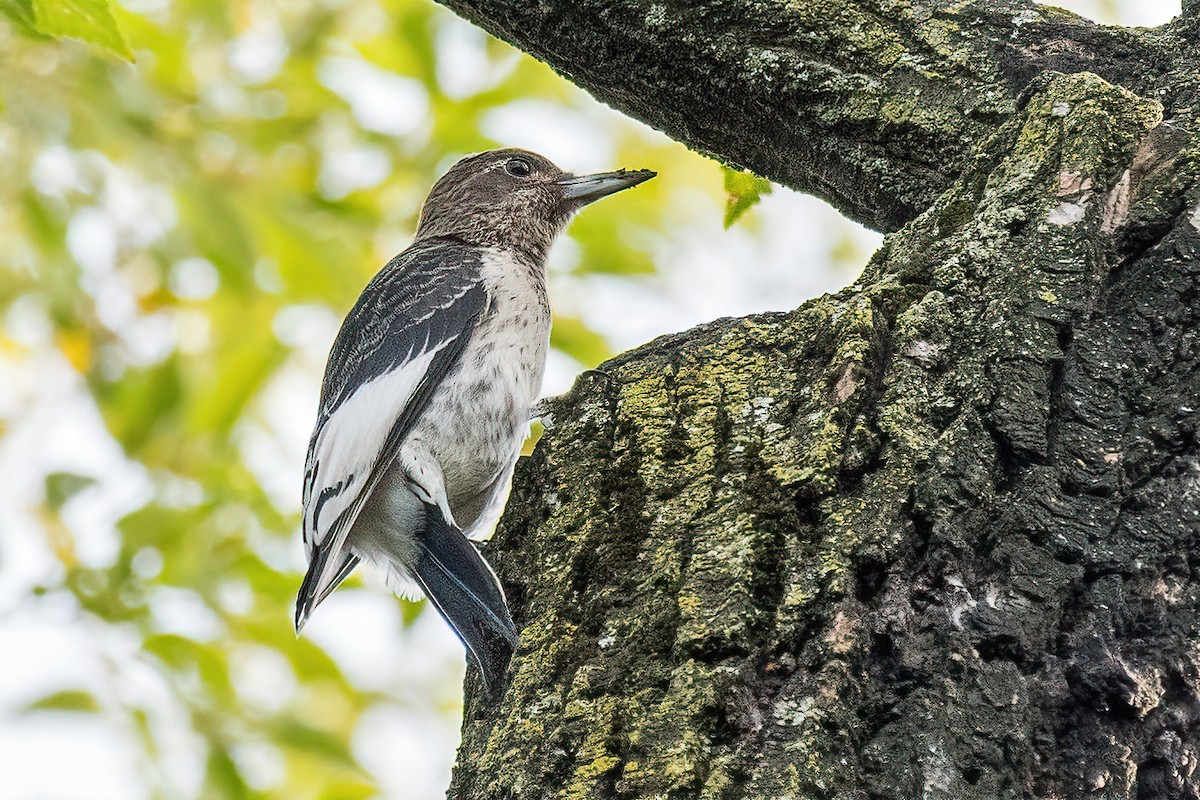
[0,0,1178,798]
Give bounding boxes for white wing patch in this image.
[301,337,451,597]
[306,352,434,528]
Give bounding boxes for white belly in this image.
[409,248,549,527]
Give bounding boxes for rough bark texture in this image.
[440,3,1200,799]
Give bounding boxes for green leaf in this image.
[317,780,377,800]
[722,166,773,228]
[274,724,362,772]
[398,596,426,628]
[93,358,184,456]
[271,718,364,772]
[205,743,251,800]
[21,689,102,713]
[550,314,611,368]
[30,0,132,61]
[0,0,38,32]
[176,181,262,296]
[144,633,236,703]
[44,471,96,511]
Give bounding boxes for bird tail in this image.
[295,546,360,634]
[413,509,518,696]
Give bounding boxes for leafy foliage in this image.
[1,0,132,59]
[722,165,773,228]
[20,688,103,714]
[0,1,724,797]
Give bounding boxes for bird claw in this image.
[528,369,615,429]
[528,397,554,422]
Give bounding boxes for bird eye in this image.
[505,158,533,178]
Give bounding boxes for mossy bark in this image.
[438,4,1200,799]
[437,0,1200,233]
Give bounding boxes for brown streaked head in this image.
[416,148,655,262]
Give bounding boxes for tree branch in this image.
[437,0,1167,232]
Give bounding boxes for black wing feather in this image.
[296,239,488,627]
[317,239,488,424]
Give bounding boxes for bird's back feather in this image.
[296,239,488,628]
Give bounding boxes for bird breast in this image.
[411,248,550,527]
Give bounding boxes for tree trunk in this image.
[439,3,1200,798]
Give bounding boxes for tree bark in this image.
[437,0,1198,233]
[440,3,1200,799]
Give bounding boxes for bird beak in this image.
[556,169,656,206]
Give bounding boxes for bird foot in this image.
[528,369,615,428]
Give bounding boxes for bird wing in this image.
[297,240,487,621]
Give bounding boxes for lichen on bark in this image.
[449,70,1200,800]
[435,0,1189,233]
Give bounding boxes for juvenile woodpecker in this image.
[295,148,654,693]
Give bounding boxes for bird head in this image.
[415,148,655,262]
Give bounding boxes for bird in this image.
[294,148,655,694]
